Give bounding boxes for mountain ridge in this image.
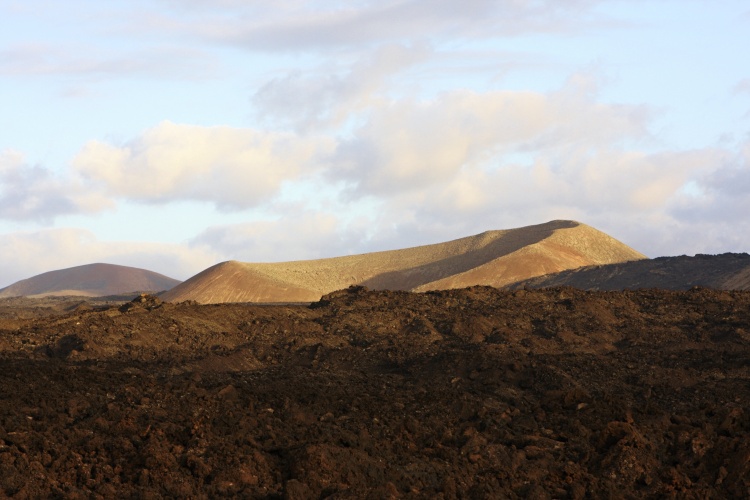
[506,252,750,291]
[0,263,182,298]
[162,219,647,304]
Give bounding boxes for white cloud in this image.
[2,68,741,263]
[183,0,603,51]
[0,149,112,221]
[72,121,335,210]
[669,139,750,226]
[450,136,750,260]
[63,75,735,260]
[252,42,431,132]
[0,43,219,81]
[329,79,652,197]
[0,227,220,287]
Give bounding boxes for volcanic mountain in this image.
[0,263,181,298]
[162,220,646,304]
[506,252,750,291]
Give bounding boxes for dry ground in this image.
[0,286,749,498]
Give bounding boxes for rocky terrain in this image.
[1,286,748,497]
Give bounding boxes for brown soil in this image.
[1,287,749,498]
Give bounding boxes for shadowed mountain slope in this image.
[506,253,750,291]
[0,263,182,298]
[163,220,646,304]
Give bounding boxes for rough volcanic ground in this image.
[1,287,749,498]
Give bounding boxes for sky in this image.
[1,0,749,286]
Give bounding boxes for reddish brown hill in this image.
[163,220,646,304]
[0,263,181,298]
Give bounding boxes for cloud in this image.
[0,43,219,81]
[669,139,750,226]
[0,149,112,222]
[186,0,602,51]
[329,79,652,197]
[735,79,750,95]
[0,228,220,287]
[63,74,730,260]
[252,42,431,132]
[72,121,335,210]
[3,65,739,263]
[276,73,732,258]
[378,147,723,236]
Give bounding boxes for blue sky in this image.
[1,0,749,285]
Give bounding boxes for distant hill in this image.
[0,263,182,298]
[506,253,750,291]
[162,220,646,304]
